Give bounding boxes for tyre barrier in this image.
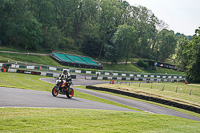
[86,85,200,113]
[17,70,41,75]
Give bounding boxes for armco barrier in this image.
[7,69,76,79]
[0,63,185,80]
[85,76,184,82]
[86,86,200,113]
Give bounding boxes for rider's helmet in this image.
[62,69,68,75]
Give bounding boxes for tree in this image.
[80,23,101,57]
[44,26,66,51]
[184,27,200,83]
[79,0,101,57]
[97,0,124,61]
[127,6,159,59]
[0,0,43,50]
[19,16,43,50]
[104,24,137,64]
[157,29,177,62]
[175,35,189,71]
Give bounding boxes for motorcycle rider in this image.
[58,69,72,89]
[59,69,71,81]
[52,69,74,98]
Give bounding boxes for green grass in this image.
[0,108,199,133]
[103,63,145,73]
[0,73,53,91]
[0,52,62,66]
[103,63,183,75]
[0,46,28,52]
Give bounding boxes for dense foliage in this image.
[0,0,180,62]
[175,27,200,83]
[137,60,149,70]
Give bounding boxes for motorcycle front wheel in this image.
[66,88,74,98]
[52,86,59,97]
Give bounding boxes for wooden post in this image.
[139,83,140,87]
[162,85,165,91]
[190,90,192,95]
[151,83,152,89]
[176,87,178,93]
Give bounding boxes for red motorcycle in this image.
[52,77,74,98]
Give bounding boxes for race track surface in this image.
[0,87,135,112]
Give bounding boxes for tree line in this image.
[0,0,199,82]
[0,0,178,61]
[175,28,200,83]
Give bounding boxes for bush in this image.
[137,60,149,69]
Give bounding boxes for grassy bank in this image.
[103,63,183,75]
[0,108,199,133]
[0,52,61,66]
[102,63,145,73]
[94,83,200,109]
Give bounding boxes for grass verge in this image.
[0,108,200,133]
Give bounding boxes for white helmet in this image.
[62,69,68,75]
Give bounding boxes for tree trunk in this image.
[98,35,106,61]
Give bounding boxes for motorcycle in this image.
[52,77,74,98]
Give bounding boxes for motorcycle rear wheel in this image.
[66,88,74,98]
[52,86,59,97]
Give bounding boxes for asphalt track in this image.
[0,87,135,112]
[0,76,200,121]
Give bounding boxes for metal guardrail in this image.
[85,76,184,82]
[0,62,185,79]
